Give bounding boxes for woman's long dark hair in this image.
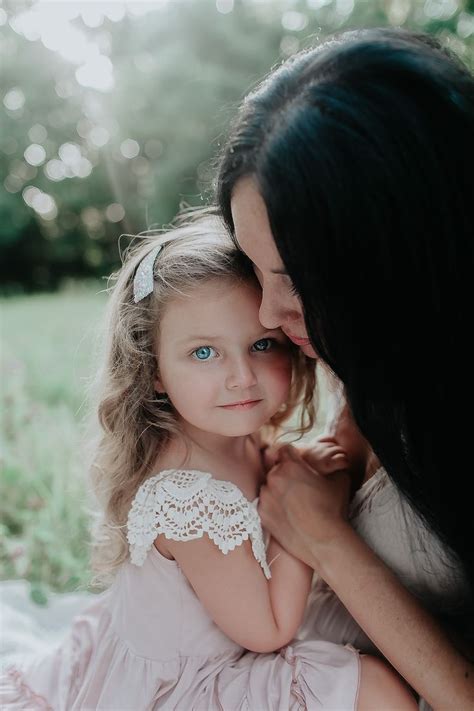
[217,28,474,639]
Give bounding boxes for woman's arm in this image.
[316,524,474,710]
[258,446,474,709]
[160,533,312,654]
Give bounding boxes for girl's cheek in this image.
[273,356,293,389]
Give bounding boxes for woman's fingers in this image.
[258,460,352,570]
[315,436,339,445]
[261,445,280,471]
[261,443,302,471]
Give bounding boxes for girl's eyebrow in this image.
[177,329,282,346]
[177,335,220,344]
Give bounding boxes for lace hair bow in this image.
[133,244,162,303]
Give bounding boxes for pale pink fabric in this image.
[1,534,360,710]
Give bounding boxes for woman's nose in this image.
[258,289,282,331]
[225,357,258,390]
[258,284,300,331]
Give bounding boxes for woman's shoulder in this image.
[349,467,469,607]
[349,466,390,520]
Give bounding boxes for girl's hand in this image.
[298,436,349,473]
[262,437,348,474]
[258,444,352,573]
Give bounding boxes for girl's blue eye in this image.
[192,346,216,361]
[252,338,273,352]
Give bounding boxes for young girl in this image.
[1,210,417,710]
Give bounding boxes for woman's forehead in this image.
[230,178,284,272]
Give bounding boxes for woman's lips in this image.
[219,399,262,410]
[285,332,311,346]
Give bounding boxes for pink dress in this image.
[1,469,360,710]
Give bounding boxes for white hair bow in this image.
[133,244,162,303]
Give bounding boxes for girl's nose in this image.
[225,357,258,390]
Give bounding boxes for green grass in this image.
[1,282,107,602]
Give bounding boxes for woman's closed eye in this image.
[282,275,299,297]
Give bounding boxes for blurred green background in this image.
[1,0,473,600]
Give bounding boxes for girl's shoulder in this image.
[135,468,248,505]
[126,469,269,577]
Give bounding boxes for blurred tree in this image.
[0,0,472,291]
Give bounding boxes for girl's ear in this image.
[154,369,165,394]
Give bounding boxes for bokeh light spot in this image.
[88,126,110,148]
[281,11,308,32]
[424,0,458,20]
[28,124,48,143]
[76,54,114,91]
[45,159,67,182]
[3,87,25,111]
[336,0,355,16]
[59,142,82,165]
[23,186,58,220]
[120,139,140,159]
[105,203,125,223]
[24,144,47,167]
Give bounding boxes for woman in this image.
[217,28,474,708]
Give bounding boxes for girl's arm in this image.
[159,436,347,654]
[258,446,474,709]
[160,533,312,653]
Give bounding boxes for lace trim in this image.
[4,665,53,710]
[127,469,271,578]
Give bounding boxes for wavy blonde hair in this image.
[89,208,316,585]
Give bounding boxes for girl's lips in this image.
[219,399,262,410]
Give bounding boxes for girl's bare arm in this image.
[160,533,312,653]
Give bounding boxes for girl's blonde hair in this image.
[89,207,316,585]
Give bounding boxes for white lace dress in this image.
[1,469,360,710]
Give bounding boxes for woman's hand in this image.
[258,444,352,573]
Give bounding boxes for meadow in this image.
[1,284,107,602]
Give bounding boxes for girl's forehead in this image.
[167,275,258,305]
[157,278,266,342]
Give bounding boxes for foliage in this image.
[0,284,106,596]
[1,0,473,291]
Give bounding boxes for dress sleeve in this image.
[126,469,271,578]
